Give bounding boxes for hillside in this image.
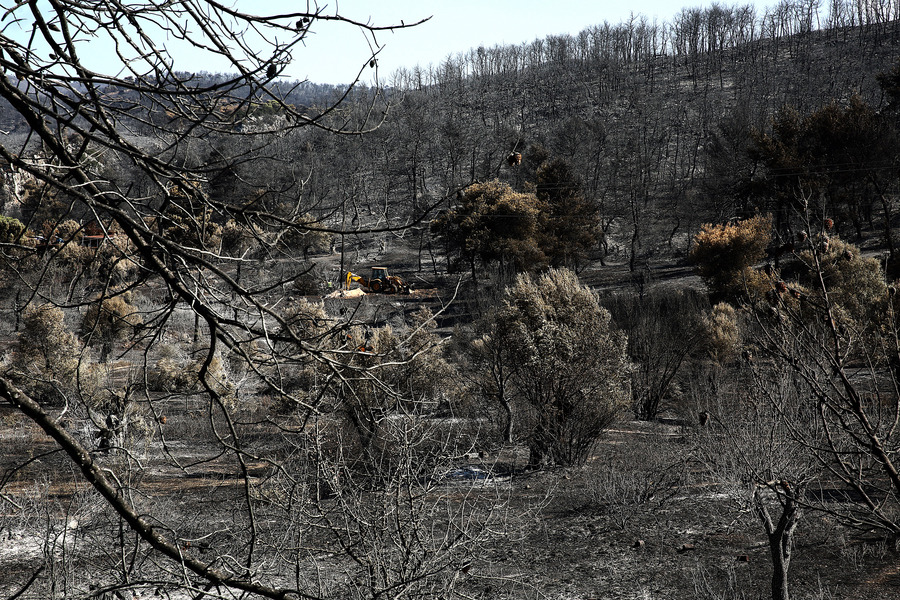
[1,5,900,600]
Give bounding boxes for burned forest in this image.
[1,2,900,599]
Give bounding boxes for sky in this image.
[292,0,764,84]
[5,1,777,86]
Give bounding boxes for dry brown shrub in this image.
[148,355,184,393]
[690,214,773,299]
[797,236,886,329]
[700,303,742,365]
[148,348,236,408]
[10,303,82,405]
[81,293,144,362]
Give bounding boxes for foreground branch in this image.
[0,375,320,600]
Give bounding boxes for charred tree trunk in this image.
[754,482,801,600]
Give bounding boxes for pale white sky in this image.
[295,0,773,84]
[5,1,779,85]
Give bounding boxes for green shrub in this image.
[0,215,25,242]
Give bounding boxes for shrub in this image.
[690,214,773,300]
[797,236,886,329]
[264,299,332,411]
[393,307,462,413]
[494,268,631,467]
[81,293,144,362]
[0,215,30,280]
[293,265,325,296]
[148,346,234,404]
[763,236,887,338]
[277,213,333,259]
[10,303,81,405]
[701,303,742,365]
[93,234,139,285]
[0,215,25,242]
[148,356,181,393]
[43,218,83,245]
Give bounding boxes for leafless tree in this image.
[748,237,900,535]
[695,363,818,600]
[604,289,705,420]
[0,4,509,599]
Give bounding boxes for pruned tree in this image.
[692,211,900,600]
[695,363,817,600]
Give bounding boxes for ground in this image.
[4,405,898,599]
[478,421,900,600]
[2,243,900,599]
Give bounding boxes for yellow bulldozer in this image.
[346,266,411,294]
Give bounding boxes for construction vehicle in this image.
[346,266,411,294]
